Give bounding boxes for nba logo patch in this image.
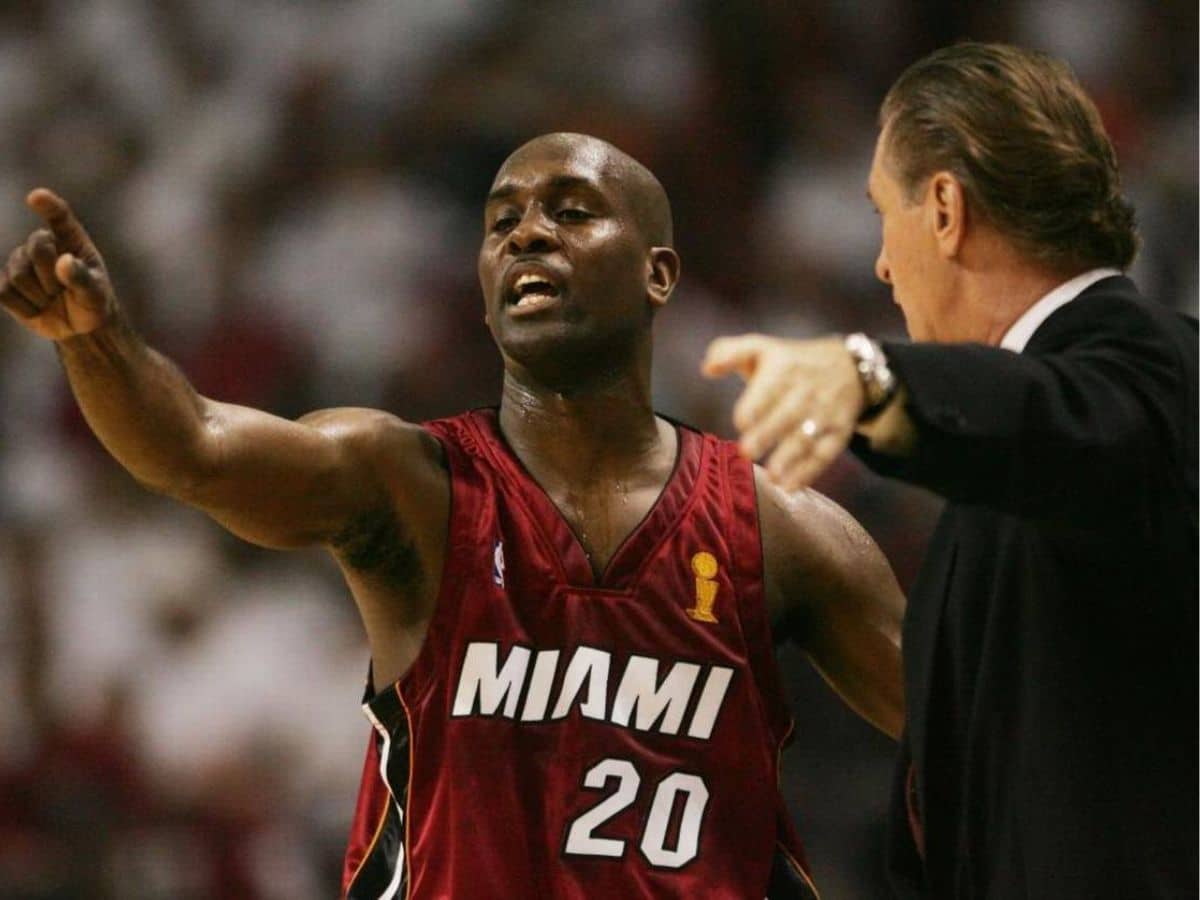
[492,540,505,588]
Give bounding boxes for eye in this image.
[490,214,519,233]
[556,208,592,222]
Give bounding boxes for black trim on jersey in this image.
[347,689,413,900]
[346,799,405,900]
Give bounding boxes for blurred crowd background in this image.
[0,1,1194,898]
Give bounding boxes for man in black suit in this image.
[704,42,1197,899]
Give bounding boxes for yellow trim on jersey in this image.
[396,687,416,900]
[346,752,394,895]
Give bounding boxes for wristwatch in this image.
[843,332,898,422]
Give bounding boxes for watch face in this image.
[845,332,870,357]
[845,334,895,420]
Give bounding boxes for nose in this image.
[874,244,891,285]
[507,206,559,255]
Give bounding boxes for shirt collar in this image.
[999,268,1122,353]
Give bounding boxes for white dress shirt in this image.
[999,267,1122,353]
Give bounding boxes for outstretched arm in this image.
[0,190,443,550]
[703,308,1191,531]
[758,471,905,739]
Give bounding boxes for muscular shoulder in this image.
[299,408,449,569]
[298,407,444,470]
[755,467,900,644]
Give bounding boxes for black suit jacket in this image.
[854,276,1198,899]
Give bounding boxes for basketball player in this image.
[1,133,903,899]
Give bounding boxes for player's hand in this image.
[0,189,117,341]
[702,333,864,490]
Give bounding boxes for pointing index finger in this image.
[25,188,99,264]
[701,334,767,379]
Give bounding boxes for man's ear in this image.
[646,246,681,307]
[926,171,967,259]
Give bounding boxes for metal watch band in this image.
[843,332,898,422]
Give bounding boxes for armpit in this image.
[332,502,423,589]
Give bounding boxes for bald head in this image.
[495,133,674,247]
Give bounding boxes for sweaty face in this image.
[478,140,654,372]
[867,132,952,342]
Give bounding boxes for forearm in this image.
[54,320,394,548]
[56,314,216,498]
[854,337,1182,525]
[4,188,399,548]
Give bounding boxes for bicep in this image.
[180,402,430,550]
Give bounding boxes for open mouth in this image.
[509,272,562,314]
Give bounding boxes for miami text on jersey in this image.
[451,642,735,740]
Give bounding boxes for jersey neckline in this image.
[468,407,706,592]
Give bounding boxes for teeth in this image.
[514,273,555,294]
[511,272,558,309]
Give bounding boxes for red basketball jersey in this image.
[341,409,818,899]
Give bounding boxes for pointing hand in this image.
[0,189,117,341]
[702,333,865,490]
